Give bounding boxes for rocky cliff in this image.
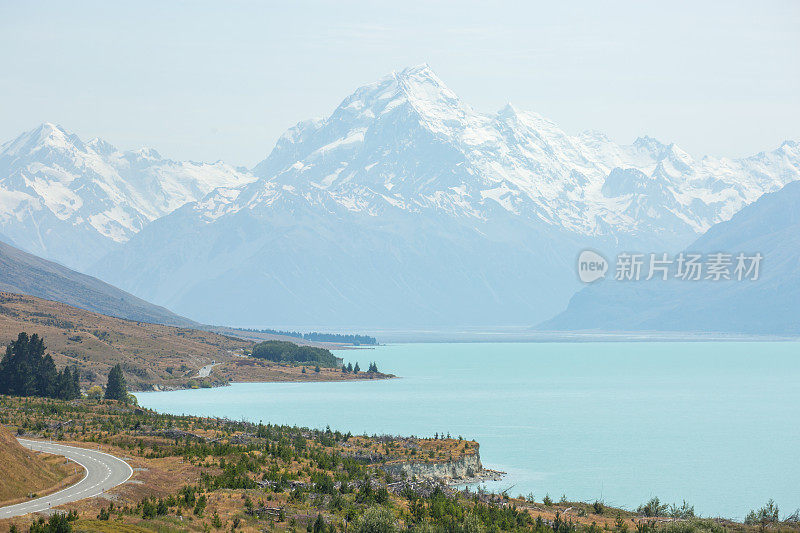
[382,451,485,483]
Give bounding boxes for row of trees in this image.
[0,332,129,402]
[234,328,378,346]
[341,361,380,374]
[0,333,80,400]
[301,332,377,346]
[250,340,339,367]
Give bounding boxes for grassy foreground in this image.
[0,396,797,533]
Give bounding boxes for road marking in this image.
[0,439,133,519]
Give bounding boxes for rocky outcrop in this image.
[382,452,484,483]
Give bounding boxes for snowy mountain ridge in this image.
[2,65,799,327]
[0,122,256,268]
[237,65,799,247]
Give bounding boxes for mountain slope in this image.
[0,239,195,327]
[0,291,251,391]
[0,293,383,391]
[91,65,800,328]
[539,180,800,334]
[0,123,256,269]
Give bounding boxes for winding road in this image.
[0,439,133,519]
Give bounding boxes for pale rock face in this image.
[381,451,484,483]
[0,123,256,268]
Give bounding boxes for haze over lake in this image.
[136,342,800,519]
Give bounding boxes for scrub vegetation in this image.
[1,395,798,533]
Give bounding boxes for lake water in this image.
[135,342,800,519]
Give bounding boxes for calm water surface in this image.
[136,342,800,519]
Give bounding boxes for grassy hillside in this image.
[0,291,251,390]
[0,240,195,328]
[0,292,391,391]
[0,424,69,504]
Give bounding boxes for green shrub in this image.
[637,497,668,517]
[745,499,779,525]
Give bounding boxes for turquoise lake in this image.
[135,342,800,519]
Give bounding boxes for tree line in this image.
[0,332,80,400]
[235,328,377,345]
[341,361,379,374]
[0,332,129,402]
[249,340,339,367]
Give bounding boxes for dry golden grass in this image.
[0,292,251,390]
[0,424,74,505]
[0,292,389,391]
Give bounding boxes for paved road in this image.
[195,362,218,378]
[0,439,133,519]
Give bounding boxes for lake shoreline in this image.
[135,341,800,519]
[141,366,396,392]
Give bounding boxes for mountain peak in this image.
[132,147,163,160]
[631,135,668,158]
[30,122,73,145]
[391,64,458,104]
[87,137,118,155]
[395,63,433,77]
[1,122,83,157]
[498,103,520,118]
[34,121,63,134]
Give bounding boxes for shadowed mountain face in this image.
[540,181,800,335]
[0,240,194,328]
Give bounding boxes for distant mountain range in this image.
[0,124,254,269]
[1,65,798,329]
[540,180,800,335]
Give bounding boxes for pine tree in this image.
[353,362,360,374]
[37,354,59,398]
[72,366,81,398]
[0,332,61,398]
[0,333,40,396]
[58,366,74,400]
[105,364,128,402]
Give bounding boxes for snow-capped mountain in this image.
[87,65,800,327]
[249,65,799,248]
[0,123,256,269]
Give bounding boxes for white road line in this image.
[0,439,133,519]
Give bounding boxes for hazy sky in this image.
[1,1,798,166]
